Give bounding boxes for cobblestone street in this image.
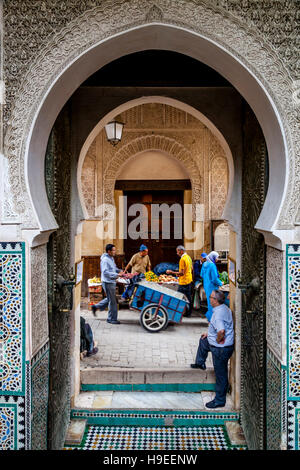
[80,305,213,370]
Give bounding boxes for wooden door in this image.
[124,190,184,269]
[45,106,72,450]
[240,104,268,450]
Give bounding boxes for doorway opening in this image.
[76,94,232,409]
[43,45,271,449]
[123,189,185,268]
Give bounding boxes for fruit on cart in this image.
[158,274,178,283]
[145,271,159,282]
[89,276,101,284]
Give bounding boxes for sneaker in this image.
[91,305,97,316]
[118,297,128,304]
[190,363,206,370]
[107,320,121,324]
[87,347,98,357]
[205,400,225,409]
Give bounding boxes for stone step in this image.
[72,391,237,424]
[80,366,216,391]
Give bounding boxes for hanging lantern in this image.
[104,120,124,146]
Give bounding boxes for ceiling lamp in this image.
[104,120,124,146]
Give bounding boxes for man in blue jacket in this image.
[200,252,223,321]
[92,244,125,324]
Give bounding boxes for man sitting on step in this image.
[190,289,234,409]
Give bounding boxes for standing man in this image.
[120,245,151,303]
[200,252,223,322]
[166,245,193,317]
[190,290,234,408]
[92,244,124,324]
[124,244,151,274]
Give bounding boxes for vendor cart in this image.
[130,280,189,333]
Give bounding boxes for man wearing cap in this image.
[124,245,151,275]
[119,245,151,304]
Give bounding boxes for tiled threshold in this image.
[64,423,247,450]
[64,421,247,450]
[66,391,243,450]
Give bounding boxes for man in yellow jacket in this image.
[166,245,193,317]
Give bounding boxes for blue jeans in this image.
[178,283,192,315]
[195,336,234,404]
[94,282,118,322]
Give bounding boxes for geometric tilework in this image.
[266,348,282,450]
[281,367,287,437]
[0,242,26,450]
[0,242,26,394]
[31,342,49,450]
[287,400,298,450]
[71,409,239,424]
[64,425,247,451]
[0,395,25,450]
[296,408,300,451]
[287,245,300,399]
[286,245,300,451]
[0,404,15,449]
[25,361,31,450]
[287,400,300,451]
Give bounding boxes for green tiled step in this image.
[81,383,215,392]
[70,409,239,427]
[80,367,216,388]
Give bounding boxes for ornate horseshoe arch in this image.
[1,0,297,243]
[102,134,202,211]
[77,96,234,224]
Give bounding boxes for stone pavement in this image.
[80,305,213,370]
[74,390,234,411]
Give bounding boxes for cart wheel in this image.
[140,303,168,333]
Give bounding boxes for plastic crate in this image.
[88,285,102,293]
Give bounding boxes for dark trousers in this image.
[196,336,234,404]
[178,283,192,315]
[80,317,94,353]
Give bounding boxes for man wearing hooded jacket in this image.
[92,244,125,324]
[200,252,223,322]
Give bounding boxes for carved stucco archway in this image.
[103,134,201,212]
[77,95,234,224]
[1,0,298,246]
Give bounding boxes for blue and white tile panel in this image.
[0,242,26,450]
